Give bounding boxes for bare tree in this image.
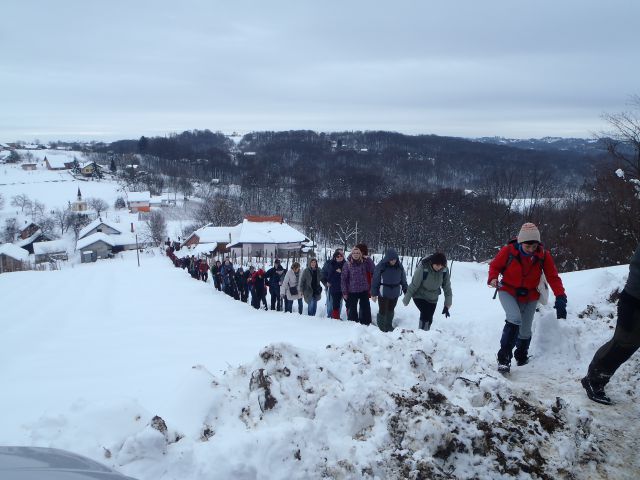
[195,189,241,226]
[52,207,72,235]
[66,213,91,240]
[3,218,19,242]
[601,95,640,182]
[144,210,167,246]
[87,197,109,217]
[29,200,46,222]
[334,220,358,252]
[11,194,31,213]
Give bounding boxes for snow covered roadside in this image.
[0,251,638,479]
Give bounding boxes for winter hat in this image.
[517,223,541,243]
[429,252,447,267]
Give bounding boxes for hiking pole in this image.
[492,288,498,300]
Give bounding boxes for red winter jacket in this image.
[488,241,565,303]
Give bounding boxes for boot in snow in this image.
[581,377,612,405]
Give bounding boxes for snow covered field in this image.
[1,250,638,479]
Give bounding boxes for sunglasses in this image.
[522,241,539,246]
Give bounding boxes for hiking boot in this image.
[581,377,612,405]
[498,362,511,374]
[515,356,530,367]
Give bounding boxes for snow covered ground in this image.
[1,250,638,479]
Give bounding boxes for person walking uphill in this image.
[326,250,346,319]
[282,262,303,314]
[488,223,566,374]
[341,246,375,325]
[581,242,640,405]
[372,248,408,332]
[300,258,323,316]
[402,252,452,331]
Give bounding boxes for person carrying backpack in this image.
[372,248,408,332]
[581,242,640,405]
[402,252,452,331]
[488,223,566,373]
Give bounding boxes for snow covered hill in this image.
[1,251,638,479]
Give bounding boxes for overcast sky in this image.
[2,0,639,142]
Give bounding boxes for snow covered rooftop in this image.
[78,218,124,239]
[175,243,218,258]
[45,156,69,169]
[128,191,150,202]
[187,224,239,244]
[33,239,69,255]
[0,243,30,261]
[228,219,308,247]
[76,232,137,250]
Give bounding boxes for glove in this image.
[402,286,407,295]
[554,295,567,319]
[442,306,450,318]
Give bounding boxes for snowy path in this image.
[1,251,638,479]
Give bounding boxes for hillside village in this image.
[0,146,313,273]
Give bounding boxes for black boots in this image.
[581,376,612,405]
[514,337,531,366]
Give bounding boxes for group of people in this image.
[166,222,640,406]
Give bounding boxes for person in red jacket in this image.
[488,223,567,373]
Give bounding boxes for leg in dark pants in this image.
[377,297,398,332]
[413,299,437,331]
[346,293,359,321]
[587,290,640,386]
[358,292,371,325]
[498,321,520,365]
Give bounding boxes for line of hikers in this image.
[165,242,453,333]
[165,224,640,406]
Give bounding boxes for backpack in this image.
[500,241,548,304]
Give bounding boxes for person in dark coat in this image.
[265,259,284,311]
[235,267,246,302]
[211,260,222,291]
[341,245,375,325]
[321,249,344,318]
[582,242,640,405]
[488,223,566,373]
[371,248,408,332]
[220,259,236,297]
[326,250,346,319]
[251,268,268,310]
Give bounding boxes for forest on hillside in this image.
[85,112,640,271]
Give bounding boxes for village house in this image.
[0,243,31,273]
[182,224,240,257]
[21,163,38,171]
[15,223,52,254]
[227,215,309,262]
[33,239,69,264]
[76,232,138,262]
[44,156,70,170]
[127,191,151,213]
[77,217,125,240]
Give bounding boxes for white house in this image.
[227,216,309,260]
[78,218,124,240]
[76,232,138,260]
[33,239,69,263]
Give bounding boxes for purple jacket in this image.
[341,256,374,294]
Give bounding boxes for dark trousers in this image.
[285,298,303,314]
[252,291,267,309]
[588,290,640,386]
[270,292,282,311]
[377,297,398,332]
[347,291,371,325]
[413,298,437,330]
